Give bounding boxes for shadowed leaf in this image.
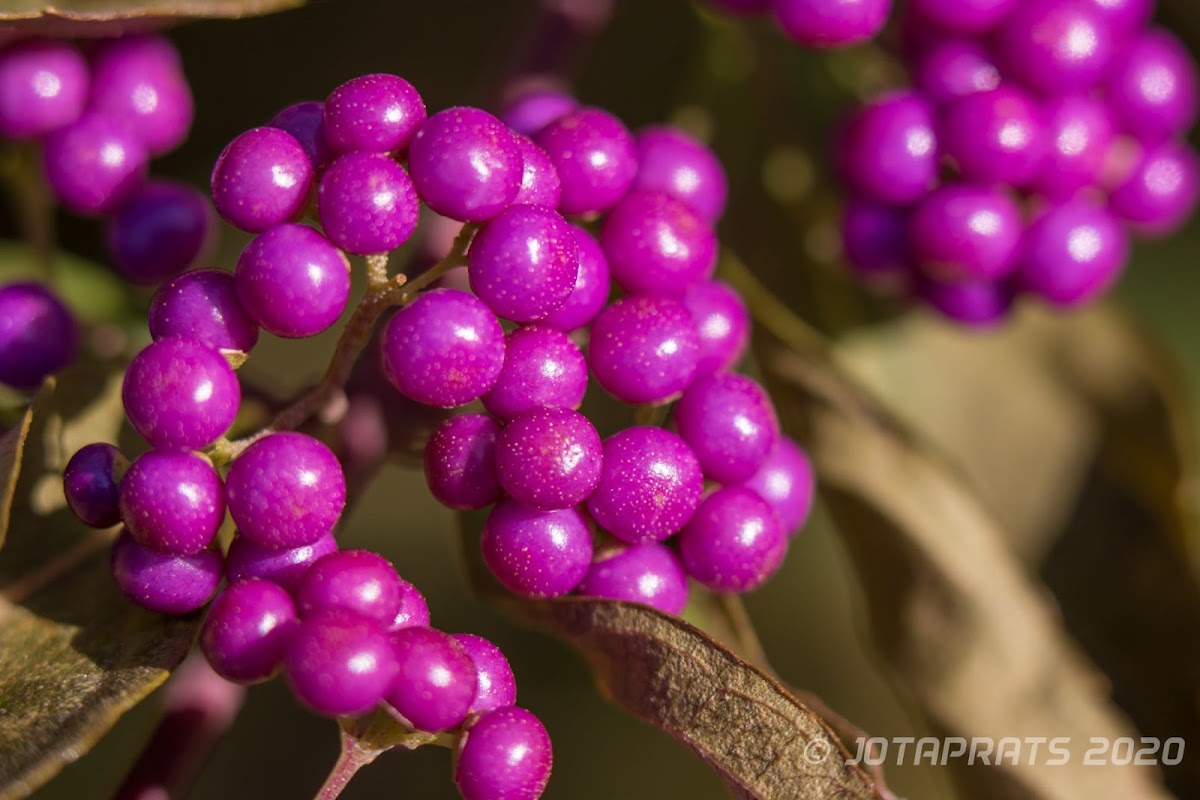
[0,401,34,548]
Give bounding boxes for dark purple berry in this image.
[201,579,298,683]
[64,443,128,528]
[269,100,334,168]
[0,282,77,390]
[111,528,222,615]
[149,269,259,356]
[106,180,214,286]
[424,413,503,510]
[226,532,338,591]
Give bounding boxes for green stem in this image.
[401,223,476,299]
[313,726,381,800]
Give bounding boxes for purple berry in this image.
[495,407,602,511]
[534,106,637,216]
[841,199,913,288]
[601,190,717,297]
[941,85,1046,187]
[633,125,728,222]
[683,280,749,376]
[538,225,611,331]
[456,707,552,800]
[269,101,334,169]
[210,127,313,233]
[909,184,1024,282]
[122,337,240,451]
[481,500,593,597]
[1032,95,1115,200]
[677,486,787,593]
[0,282,76,390]
[578,542,689,615]
[773,0,891,47]
[674,372,779,484]
[1108,29,1199,144]
[235,223,350,338]
[317,151,419,255]
[1109,141,1200,233]
[742,436,814,534]
[284,608,399,717]
[225,432,347,549]
[87,35,193,156]
[917,276,1013,328]
[482,326,588,420]
[468,204,580,322]
[1018,200,1129,308]
[295,549,405,625]
[149,269,259,356]
[838,91,938,205]
[587,295,701,405]
[391,579,431,631]
[106,180,214,286]
[226,532,338,592]
[381,289,505,408]
[386,627,477,732]
[323,73,426,155]
[424,413,503,510]
[997,0,1115,95]
[119,450,225,555]
[0,39,88,139]
[500,88,577,136]
[111,529,222,615]
[408,106,523,222]
[64,443,128,529]
[1084,0,1153,38]
[201,579,298,684]
[586,427,703,545]
[913,39,1000,105]
[908,0,1016,33]
[42,112,147,215]
[452,633,517,715]
[512,135,563,208]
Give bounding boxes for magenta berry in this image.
[1108,29,1199,144]
[908,0,1016,34]
[677,486,787,593]
[452,633,517,715]
[1110,141,1200,234]
[996,0,1115,95]
[538,225,611,331]
[601,190,717,297]
[0,282,77,391]
[674,372,779,485]
[481,500,593,597]
[456,707,553,800]
[323,73,426,155]
[495,407,602,512]
[110,529,222,615]
[742,436,814,535]
[587,295,701,405]
[201,579,298,684]
[284,608,399,717]
[773,0,891,47]
[149,269,259,356]
[500,88,577,136]
[391,579,431,631]
[295,549,405,625]
[119,450,225,555]
[578,542,689,615]
[0,39,88,139]
[317,152,419,255]
[42,112,148,215]
[386,627,478,732]
[482,326,588,421]
[838,91,938,205]
[908,183,1024,282]
[87,35,193,156]
[913,39,1000,105]
[1018,200,1129,308]
[226,532,338,592]
[424,413,504,510]
[918,276,1014,328]
[63,443,128,529]
[684,280,749,376]
[940,85,1046,187]
[269,101,334,168]
[210,127,313,233]
[1033,95,1115,201]
[633,125,728,222]
[534,106,637,216]
[513,135,563,208]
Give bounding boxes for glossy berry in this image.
[838,91,938,205]
[122,337,240,451]
[269,101,334,169]
[381,289,505,407]
[677,486,787,593]
[913,39,1000,105]
[674,372,779,484]
[318,151,419,255]
[424,413,503,510]
[452,633,517,715]
[482,326,588,420]
[538,225,611,331]
[0,282,77,390]
[119,450,225,555]
[633,125,728,222]
[323,73,426,154]
[513,135,563,208]
[841,199,913,287]
[601,190,717,296]
[500,88,577,136]
[386,627,477,732]
[149,269,259,355]
[210,127,313,233]
[684,280,750,375]
[495,407,603,511]
[42,112,148,215]
[917,276,1014,328]
[111,529,222,615]
[534,106,637,215]
[997,0,1115,95]
[107,180,214,285]
[1018,200,1129,308]
[941,85,1046,187]
[588,295,700,405]
[586,427,703,544]
[225,432,347,549]
[456,707,552,800]
[391,579,431,631]
[0,39,88,139]
[742,436,814,534]
[63,443,128,529]
[295,549,405,625]
[1109,141,1200,233]
[235,223,350,338]
[772,0,891,47]
[469,204,580,322]
[1085,0,1153,38]
[481,501,593,597]
[201,579,298,684]
[1108,30,1199,144]
[908,184,1023,282]
[87,35,193,156]
[578,543,689,615]
[908,0,1016,34]
[225,532,338,592]
[284,608,399,717]
[1032,95,1114,200]
[408,106,522,222]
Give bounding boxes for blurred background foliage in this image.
[14,0,1200,797]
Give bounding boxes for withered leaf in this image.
[0,401,34,548]
[0,0,301,21]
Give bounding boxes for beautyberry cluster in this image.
[839,0,1199,325]
[702,0,892,48]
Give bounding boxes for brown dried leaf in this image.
[0,0,303,38]
[0,401,34,548]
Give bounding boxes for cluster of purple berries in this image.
[840,0,1198,325]
[702,0,891,48]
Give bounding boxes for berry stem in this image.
[314,725,382,800]
[400,223,476,298]
[366,253,390,288]
[634,403,670,427]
